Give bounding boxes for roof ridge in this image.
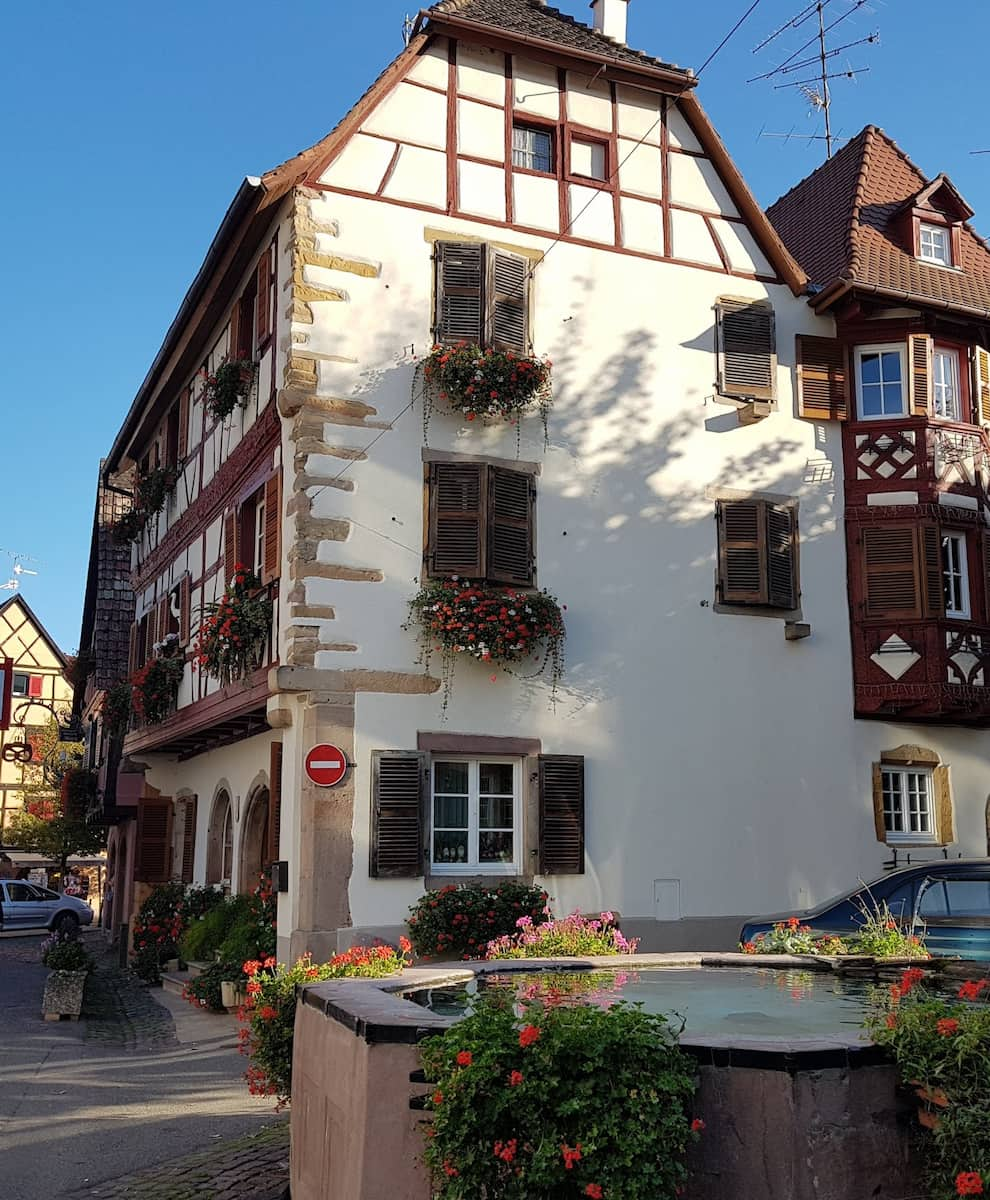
[846,125,878,281]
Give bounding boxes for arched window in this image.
[238,786,269,894]
[206,789,233,891]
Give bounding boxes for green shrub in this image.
[41,932,94,973]
[183,961,244,1013]
[408,882,549,960]
[420,994,699,1199]
[180,896,248,963]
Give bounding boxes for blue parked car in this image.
[739,860,990,961]
[0,879,94,933]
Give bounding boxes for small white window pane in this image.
[571,139,607,181]
[435,761,469,793]
[861,354,881,385]
[861,384,883,416]
[434,831,469,863]
[512,126,552,173]
[920,223,950,266]
[480,796,514,828]
[479,831,514,863]
[479,762,513,794]
[434,795,468,828]
[880,352,902,382]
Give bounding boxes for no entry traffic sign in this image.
[305,743,348,788]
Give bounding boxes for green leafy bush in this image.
[408,883,549,960]
[420,993,699,1199]
[741,903,928,959]
[179,894,250,963]
[867,969,990,1198]
[239,941,411,1106]
[183,960,244,1012]
[41,932,93,973]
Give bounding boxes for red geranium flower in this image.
[519,1024,540,1048]
[957,1173,984,1196]
[938,1017,960,1037]
[456,1050,473,1067]
[584,1186,603,1199]
[691,1118,706,1132]
[508,1070,524,1087]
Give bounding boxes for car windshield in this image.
[803,872,895,916]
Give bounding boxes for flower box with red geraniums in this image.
[101,679,132,739]
[237,939,412,1108]
[421,343,552,446]
[194,566,272,688]
[405,577,565,713]
[131,642,184,726]
[866,969,990,1199]
[203,358,257,424]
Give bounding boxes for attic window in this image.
[919,222,951,267]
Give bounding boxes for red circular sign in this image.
[305,744,349,788]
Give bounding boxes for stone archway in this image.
[206,789,233,890]
[238,787,269,895]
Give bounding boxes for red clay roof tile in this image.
[767,125,990,316]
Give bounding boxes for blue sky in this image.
[2,0,987,651]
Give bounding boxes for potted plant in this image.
[405,576,565,712]
[203,358,257,423]
[111,508,147,545]
[101,679,132,739]
[40,933,94,1020]
[194,566,273,687]
[421,343,552,446]
[131,641,185,726]
[136,464,179,516]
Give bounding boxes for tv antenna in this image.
[402,13,414,46]
[751,0,878,160]
[0,550,40,593]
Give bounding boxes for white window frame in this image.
[570,137,608,182]
[881,765,936,844]
[855,343,908,420]
[919,222,951,267]
[932,348,962,420]
[942,532,971,619]
[512,125,554,175]
[11,673,29,697]
[430,757,521,875]
[254,491,266,578]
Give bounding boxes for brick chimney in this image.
[590,0,629,44]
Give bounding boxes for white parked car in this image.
[0,880,94,933]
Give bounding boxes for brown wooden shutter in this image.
[137,795,173,883]
[178,575,192,646]
[488,467,534,586]
[435,242,484,345]
[861,526,922,618]
[488,250,529,353]
[933,764,954,845]
[717,500,768,604]
[127,622,138,676]
[228,304,240,363]
[180,795,198,884]
[427,462,485,577]
[871,763,886,842]
[144,609,157,663]
[256,246,272,350]
[796,335,848,421]
[156,596,169,649]
[177,387,190,461]
[974,346,990,425]
[539,755,585,875]
[766,504,798,610]
[921,525,944,618]
[370,751,426,878]
[268,741,283,867]
[263,470,282,584]
[909,333,933,416]
[716,300,776,403]
[223,509,239,589]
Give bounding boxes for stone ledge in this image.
[271,665,440,695]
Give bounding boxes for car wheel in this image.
[53,912,79,935]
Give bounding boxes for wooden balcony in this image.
[123,582,278,760]
[843,417,990,508]
[852,618,990,725]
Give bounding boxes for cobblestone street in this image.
[0,933,287,1200]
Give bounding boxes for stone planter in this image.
[221,980,247,1010]
[42,969,88,1021]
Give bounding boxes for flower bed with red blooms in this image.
[407,883,549,960]
[195,566,272,687]
[132,882,189,983]
[867,968,990,1198]
[420,992,699,1199]
[741,904,928,959]
[405,578,565,711]
[238,940,412,1107]
[130,651,184,725]
[421,343,552,442]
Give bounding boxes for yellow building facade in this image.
[0,596,72,832]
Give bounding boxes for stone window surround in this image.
[417,732,541,888]
[872,744,954,848]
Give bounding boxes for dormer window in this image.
[919,222,951,267]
